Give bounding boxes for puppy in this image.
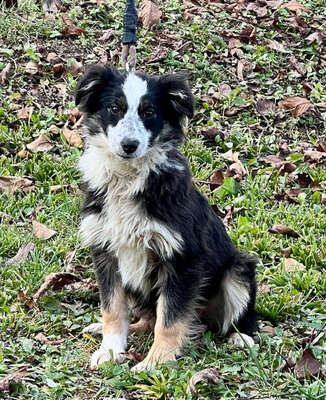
[76,66,257,371]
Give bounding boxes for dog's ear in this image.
[75,65,121,113]
[159,74,195,122]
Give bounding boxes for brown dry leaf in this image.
[0,176,34,194]
[295,349,321,379]
[0,62,11,85]
[259,155,284,167]
[225,106,246,116]
[17,107,33,119]
[201,127,224,142]
[34,333,64,346]
[62,127,82,147]
[124,351,146,363]
[222,208,233,226]
[266,39,287,53]
[281,1,311,15]
[94,46,108,64]
[212,83,232,101]
[305,31,326,46]
[226,162,246,181]
[32,272,82,304]
[32,221,56,240]
[50,184,70,193]
[5,243,35,266]
[288,56,306,75]
[53,63,65,76]
[239,26,256,44]
[27,134,54,152]
[139,0,162,28]
[267,0,283,8]
[66,60,82,76]
[55,83,67,97]
[269,224,299,238]
[317,140,326,153]
[284,258,305,272]
[61,14,87,36]
[187,368,221,396]
[0,366,28,392]
[261,326,276,336]
[67,109,83,124]
[279,96,314,117]
[25,61,39,75]
[67,278,97,291]
[228,38,242,49]
[46,52,60,63]
[256,99,276,115]
[221,150,240,163]
[258,282,271,294]
[247,2,267,17]
[148,48,168,63]
[99,29,114,42]
[209,170,224,191]
[304,150,326,162]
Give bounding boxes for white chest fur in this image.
[79,134,183,292]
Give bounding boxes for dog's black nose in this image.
[121,139,139,155]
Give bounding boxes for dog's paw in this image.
[131,359,155,372]
[228,332,255,349]
[90,346,125,369]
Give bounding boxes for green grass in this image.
[1,0,326,398]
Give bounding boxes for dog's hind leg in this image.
[208,253,257,348]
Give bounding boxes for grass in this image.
[0,0,326,398]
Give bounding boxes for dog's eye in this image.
[110,105,120,114]
[143,109,155,119]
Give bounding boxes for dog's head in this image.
[75,65,194,160]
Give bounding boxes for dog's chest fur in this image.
[79,136,183,292]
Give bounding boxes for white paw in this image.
[131,359,155,372]
[90,346,125,369]
[228,332,255,349]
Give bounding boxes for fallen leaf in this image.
[53,63,65,76]
[209,170,224,191]
[0,366,28,392]
[27,134,54,152]
[147,48,168,63]
[317,140,326,153]
[284,258,305,272]
[0,62,11,85]
[266,39,287,53]
[32,221,56,240]
[61,14,87,36]
[221,150,241,163]
[94,46,108,64]
[288,56,306,75]
[256,98,276,115]
[258,282,271,294]
[304,150,326,162]
[99,29,114,42]
[305,31,326,46]
[67,109,83,124]
[66,277,97,291]
[279,96,314,117]
[124,351,146,363]
[281,1,310,14]
[269,224,299,237]
[295,349,321,379]
[187,368,221,397]
[267,0,283,8]
[62,127,82,147]
[0,176,34,194]
[25,61,39,75]
[225,106,247,116]
[261,326,276,336]
[34,333,64,345]
[228,38,242,49]
[239,26,256,44]
[212,83,232,100]
[17,107,33,119]
[222,208,233,226]
[226,162,246,181]
[5,243,35,266]
[32,272,82,304]
[50,184,70,193]
[55,83,67,97]
[66,60,82,76]
[46,52,60,63]
[201,127,224,142]
[139,0,162,28]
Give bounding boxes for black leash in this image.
[121,0,137,71]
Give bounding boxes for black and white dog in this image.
[76,66,257,371]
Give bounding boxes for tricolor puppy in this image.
[76,65,257,371]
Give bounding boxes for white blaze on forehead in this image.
[122,73,148,110]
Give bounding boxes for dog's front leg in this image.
[90,250,129,368]
[132,275,196,371]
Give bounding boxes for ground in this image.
[0,0,325,399]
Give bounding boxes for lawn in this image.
[0,0,325,398]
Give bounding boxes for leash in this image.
[121,0,137,71]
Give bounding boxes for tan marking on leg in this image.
[132,296,188,371]
[102,286,128,335]
[129,316,156,335]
